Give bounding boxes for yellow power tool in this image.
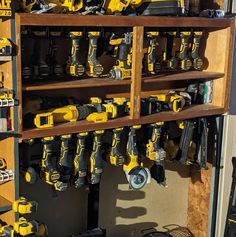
[74,132,89,189]
[109,127,125,166]
[40,136,67,191]
[89,130,104,184]
[67,31,85,77]
[34,104,96,128]
[109,32,132,80]
[191,31,203,70]
[178,31,192,70]
[146,31,161,74]
[150,93,185,113]
[86,31,104,77]
[104,0,185,15]
[123,125,150,190]
[12,197,38,215]
[146,122,166,186]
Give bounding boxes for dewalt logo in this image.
[0,0,12,17]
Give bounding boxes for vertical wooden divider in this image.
[130,26,144,120]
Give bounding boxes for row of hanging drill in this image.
[21,28,205,80]
[21,118,208,192]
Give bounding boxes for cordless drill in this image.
[109,32,132,80]
[146,31,161,74]
[67,31,85,77]
[191,31,203,70]
[33,31,50,78]
[40,137,67,191]
[86,31,104,77]
[162,32,178,71]
[74,132,89,189]
[109,127,125,166]
[146,122,166,186]
[89,130,104,184]
[178,31,192,70]
[58,134,72,188]
[123,125,149,190]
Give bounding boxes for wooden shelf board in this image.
[21,104,224,140]
[0,196,12,213]
[22,78,131,92]
[17,14,233,28]
[142,71,224,83]
[0,56,11,62]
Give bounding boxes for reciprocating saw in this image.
[34,104,96,128]
[109,32,132,80]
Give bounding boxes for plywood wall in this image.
[99,162,190,237]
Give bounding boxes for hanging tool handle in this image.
[110,127,125,166]
[70,31,83,64]
[41,136,54,170]
[179,32,191,60]
[74,132,88,188]
[59,134,71,168]
[147,32,160,74]
[90,130,104,184]
[179,120,195,164]
[88,32,100,63]
[191,32,202,59]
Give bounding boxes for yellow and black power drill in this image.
[149,93,186,113]
[146,31,161,74]
[74,132,89,189]
[89,130,104,184]
[178,31,192,71]
[146,122,166,186]
[191,31,203,70]
[67,31,85,77]
[109,32,132,80]
[86,31,104,77]
[40,136,67,191]
[162,32,178,71]
[109,127,125,166]
[123,125,150,190]
[58,134,72,189]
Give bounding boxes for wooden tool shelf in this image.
[22,104,224,140]
[0,11,234,236]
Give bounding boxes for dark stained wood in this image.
[17,13,233,28]
[142,71,224,84]
[21,104,224,140]
[22,78,131,92]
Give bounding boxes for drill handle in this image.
[88,35,99,63]
[59,135,71,168]
[191,34,202,59]
[118,43,131,68]
[179,120,195,164]
[74,133,88,174]
[147,37,158,64]
[151,126,162,150]
[42,137,54,168]
[71,35,82,65]
[127,128,139,157]
[179,33,191,60]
